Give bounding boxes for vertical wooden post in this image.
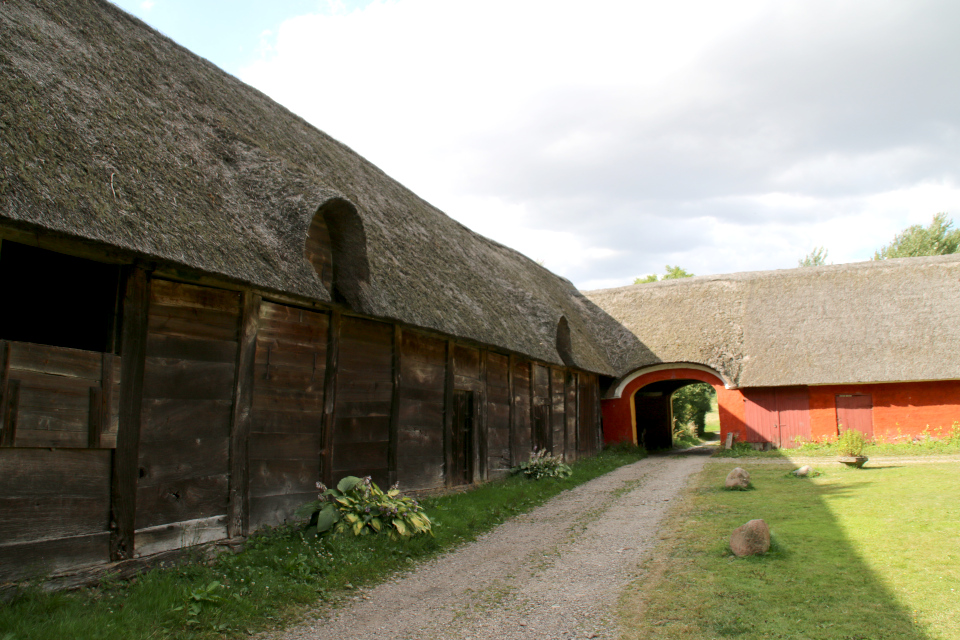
[477,350,487,482]
[546,366,554,455]
[528,362,536,457]
[507,353,516,467]
[574,371,580,456]
[595,377,603,452]
[320,310,341,488]
[227,292,260,538]
[98,353,116,448]
[87,386,103,448]
[0,340,12,447]
[443,339,455,487]
[388,325,402,487]
[110,266,150,561]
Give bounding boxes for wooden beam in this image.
[320,310,341,488]
[1,380,19,448]
[529,362,536,457]
[388,325,402,487]
[98,353,117,448]
[443,339,455,487]
[227,292,260,537]
[110,266,150,561]
[0,340,11,447]
[87,386,103,448]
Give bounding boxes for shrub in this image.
[837,428,868,457]
[511,449,572,480]
[296,476,432,538]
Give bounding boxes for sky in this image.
[112,0,960,290]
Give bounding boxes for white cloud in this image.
[239,0,960,289]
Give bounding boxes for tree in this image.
[798,246,829,267]
[873,213,960,260]
[633,264,694,285]
[672,383,715,438]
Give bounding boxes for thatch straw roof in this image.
[0,0,619,374]
[585,255,960,387]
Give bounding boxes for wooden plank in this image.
[443,340,454,487]
[0,496,110,544]
[335,400,392,419]
[334,467,390,489]
[0,533,110,583]
[335,382,393,404]
[141,358,236,401]
[0,341,9,445]
[396,457,444,491]
[250,409,324,434]
[339,316,393,344]
[7,341,103,380]
[0,448,112,497]
[247,458,317,498]
[485,352,509,388]
[252,387,325,413]
[134,474,229,530]
[148,305,239,342]
[454,375,483,391]
[398,399,445,426]
[150,279,241,313]
[249,432,321,461]
[256,321,330,348]
[334,415,391,444]
[229,292,259,537]
[254,345,326,373]
[399,360,446,391]
[332,441,389,473]
[477,350,488,481]
[97,353,116,448]
[145,334,237,363]
[88,386,102,448]
[400,330,446,363]
[397,427,444,457]
[507,353,515,467]
[135,515,228,557]
[398,386,445,404]
[453,345,481,380]
[321,311,341,487]
[140,399,232,443]
[15,427,86,448]
[138,437,230,487]
[111,266,150,561]
[565,371,578,461]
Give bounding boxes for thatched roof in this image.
[0,0,618,374]
[585,254,960,387]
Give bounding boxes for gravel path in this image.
[268,448,712,640]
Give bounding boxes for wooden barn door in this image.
[836,394,873,438]
[744,387,810,448]
[248,302,328,530]
[451,389,474,485]
[136,281,239,554]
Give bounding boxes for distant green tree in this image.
[873,213,960,260]
[799,246,829,267]
[633,265,694,285]
[672,383,715,438]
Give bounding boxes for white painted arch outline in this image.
[607,363,735,399]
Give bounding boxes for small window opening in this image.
[304,198,369,311]
[0,241,120,352]
[556,316,575,367]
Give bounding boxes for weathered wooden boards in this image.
[135,280,239,556]
[396,331,446,490]
[485,353,511,478]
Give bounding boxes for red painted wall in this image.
[601,368,747,446]
[809,381,960,442]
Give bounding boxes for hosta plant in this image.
[511,448,572,480]
[296,476,432,538]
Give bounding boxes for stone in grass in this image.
[793,465,813,477]
[730,519,770,557]
[725,467,751,490]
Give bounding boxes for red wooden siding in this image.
[743,387,810,448]
[135,280,239,553]
[248,302,328,530]
[836,394,873,438]
[332,316,393,487]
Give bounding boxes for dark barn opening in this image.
[305,198,369,312]
[632,379,714,450]
[0,241,120,352]
[451,389,474,485]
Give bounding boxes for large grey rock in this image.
[793,465,813,477]
[725,467,751,489]
[730,519,771,557]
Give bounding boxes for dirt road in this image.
[269,448,712,640]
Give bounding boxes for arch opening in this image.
[632,379,716,449]
[304,198,370,311]
[555,316,575,367]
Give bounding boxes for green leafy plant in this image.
[511,448,573,480]
[837,427,868,457]
[296,476,432,539]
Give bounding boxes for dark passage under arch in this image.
[632,379,715,450]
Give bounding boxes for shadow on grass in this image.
[625,448,930,640]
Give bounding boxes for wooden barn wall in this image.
[511,358,532,464]
[551,367,565,458]
[135,280,239,556]
[453,345,484,484]
[531,363,551,453]
[330,316,393,488]
[248,302,328,530]
[396,330,446,490]
[564,371,578,462]
[578,372,599,456]
[485,352,511,478]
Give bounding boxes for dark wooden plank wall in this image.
[485,352,511,478]
[0,448,112,581]
[453,345,484,483]
[0,341,119,448]
[331,316,392,487]
[248,302,328,530]
[512,358,532,463]
[135,280,239,553]
[396,330,446,490]
[304,214,333,294]
[551,367,565,459]
[565,371,579,462]
[578,372,599,456]
[531,363,551,453]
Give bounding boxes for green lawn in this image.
[620,460,960,640]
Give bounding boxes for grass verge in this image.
[620,461,960,639]
[0,446,644,640]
